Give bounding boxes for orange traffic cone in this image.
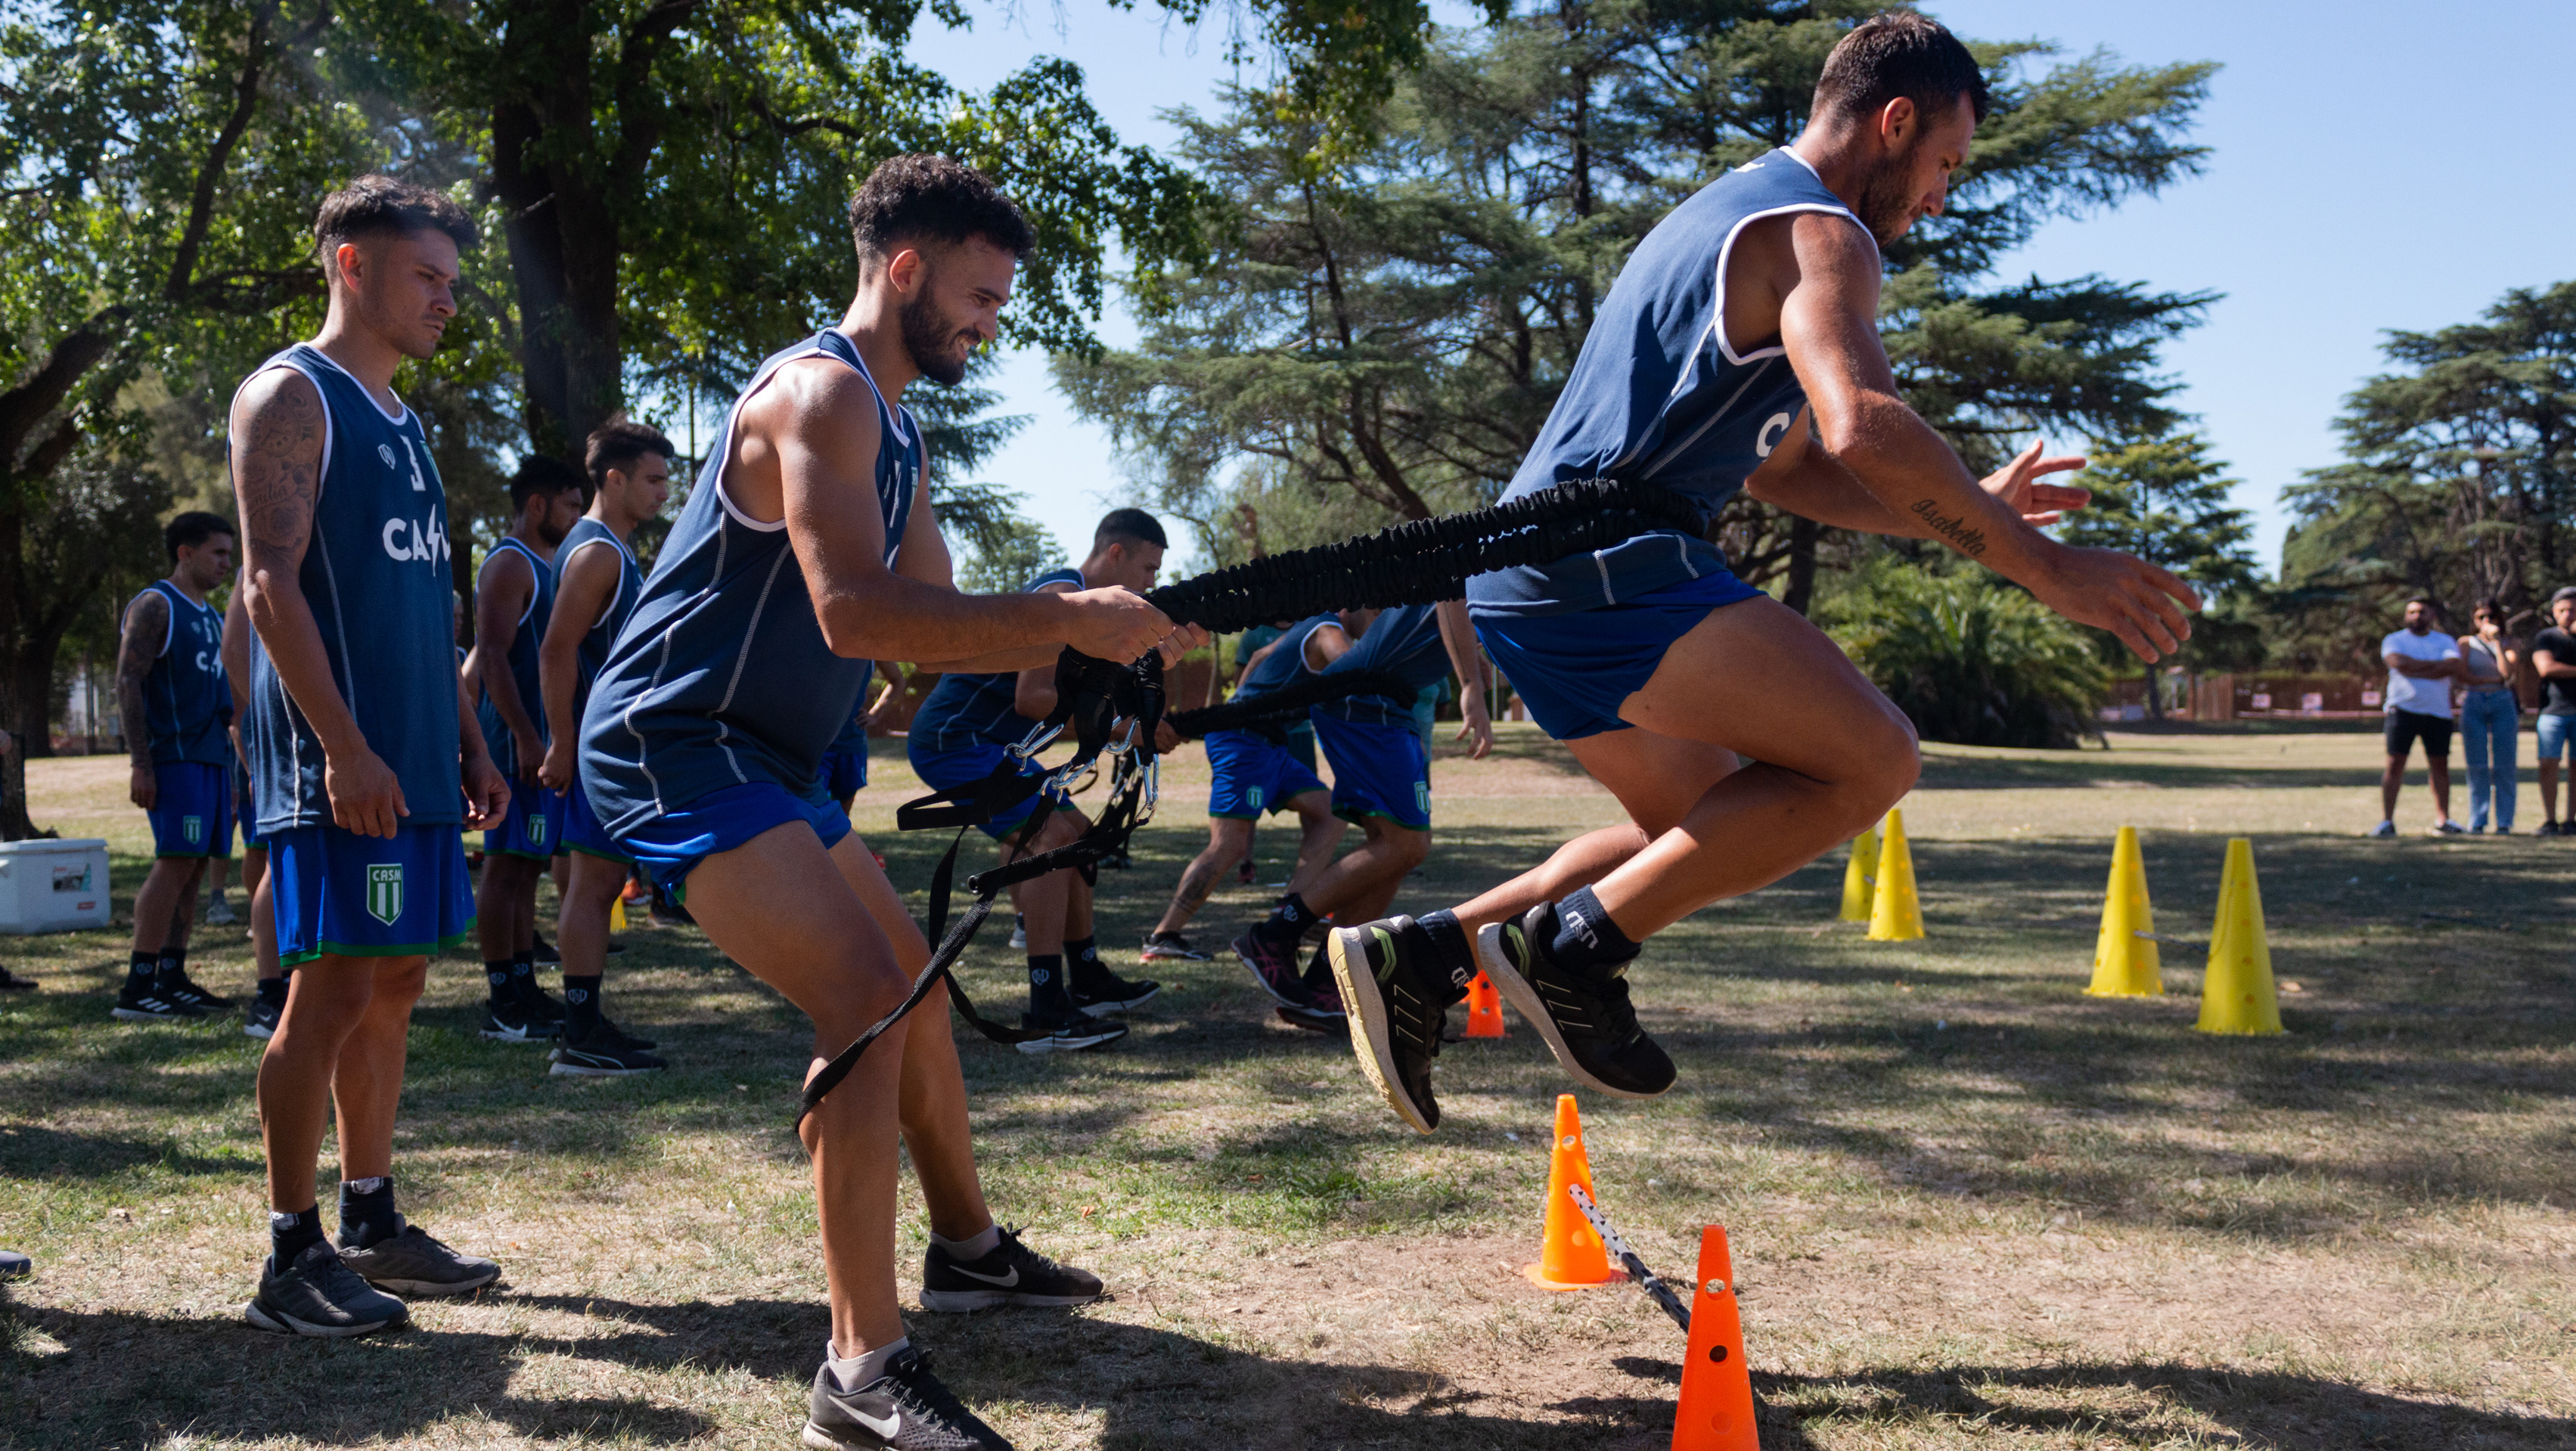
[1464,971,1506,1038]
[1524,1095,1619,1288]
[1671,1225,1760,1451]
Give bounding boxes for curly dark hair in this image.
[846,154,1035,265]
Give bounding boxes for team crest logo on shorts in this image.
[1416,782,1430,816]
[529,814,547,846]
[1246,786,1266,812]
[182,815,203,844]
[366,863,405,926]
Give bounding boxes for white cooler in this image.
[0,837,113,933]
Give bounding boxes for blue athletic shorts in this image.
[609,781,855,897]
[906,739,1066,841]
[1206,728,1328,820]
[1312,714,1432,830]
[147,761,234,859]
[268,822,473,966]
[818,747,867,802]
[234,763,265,852]
[561,774,633,863]
[483,780,565,860]
[1473,569,1764,740]
[2539,713,2574,764]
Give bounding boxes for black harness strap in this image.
[1164,669,1411,742]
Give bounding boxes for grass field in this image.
[4,724,2573,1449]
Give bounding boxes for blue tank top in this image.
[909,566,1088,751]
[235,344,462,831]
[1314,604,1452,726]
[1234,615,1337,702]
[473,537,555,775]
[1469,149,1867,617]
[553,516,641,718]
[132,580,231,765]
[581,330,918,826]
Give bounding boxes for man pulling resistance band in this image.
[579,154,1179,1451]
[1327,12,2199,1132]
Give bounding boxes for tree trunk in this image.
[1781,514,1820,616]
[0,486,33,838]
[14,631,60,762]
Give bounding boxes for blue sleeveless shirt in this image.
[1314,604,1451,726]
[132,580,231,765]
[552,516,641,720]
[581,330,918,827]
[1234,614,1337,703]
[908,566,1088,752]
[1468,149,1869,617]
[473,537,556,776]
[235,345,462,832]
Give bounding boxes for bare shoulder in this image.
[230,365,325,454]
[1784,211,1880,287]
[736,355,880,456]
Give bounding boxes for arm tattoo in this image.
[237,374,322,565]
[1910,498,1989,557]
[117,591,166,762]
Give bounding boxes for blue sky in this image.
[902,0,2576,574]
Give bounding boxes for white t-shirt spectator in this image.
[2382,629,2459,718]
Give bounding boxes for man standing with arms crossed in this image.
[583,154,1178,1450]
[233,175,511,1333]
[466,456,583,1041]
[535,422,672,1074]
[110,512,241,1024]
[2374,596,2465,836]
[1325,13,2196,1132]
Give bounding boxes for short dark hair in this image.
[1813,11,1991,129]
[314,175,478,258]
[1094,507,1168,552]
[165,510,235,562]
[585,419,676,495]
[507,454,584,514]
[2552,585,2576,606]
[847,154,1036,268]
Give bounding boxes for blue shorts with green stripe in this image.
[268,823,473,966]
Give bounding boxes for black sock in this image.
[563,974,603,1037]
[1065,935,1101,987]
[1417,910,1476,978]
[256,976,289,1007]
[1266,892,1314,938]
[1027,955,1069,1015]
[338,1176,399,1249]
[1548,886,1640,976]
[154,947,189,984]
[508,954,539,1000]
[269,1204,325,1268]
[126,951,157,991]
[486,959,514,1006]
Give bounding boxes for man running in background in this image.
[466,456,583,1041]
[234,175,510,1334]
[222,583,286,1039]
[582,154,1179,1450]
[907,508,1172,1053]
[1142,613,1348,966]
[110,511,240,1024]
[1327,13,2194,1133]
[535,421,671,1075]
[1235,602,1488,1025]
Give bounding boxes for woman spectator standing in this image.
[2459,599,2521,833]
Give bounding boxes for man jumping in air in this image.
[579,154,1184,1450]
[1328,12,2197,1132]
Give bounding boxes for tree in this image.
[2055,429,2261,711]
[20,449,175,760]
[1825,559,2107,749]
[1059,2,2219,610]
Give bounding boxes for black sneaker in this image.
[1233,925,1310,1009]
[244,993,283,1040]
[1138,931,1209,962]
[1327,917,1467,1135]
[919,1225,1105,1312]
[481,999,559,1043]
[516,976,568,1026]
[1276,1003,1348,1037]
[603,1016,658,1050]
[1014,1007,1128,1056]
[650,894,697,928]
[156,967,233,1011]
[803,1345,1010,1450]
[551,1020,669,1076]
[244,1239,410,1336]
[531,932,560,965]
[0,1248,27,1279]
[112,982,209,1022]
[1481,908,1675,1099]
[0,966,37,991]
[336,1219,501,1298]
[2541,821,2564,838]
[1069,966,1159,1017]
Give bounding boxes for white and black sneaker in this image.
[112,983,209,1023]
[244,1239,409,1337]
[803,1346,1010,1449]
[1069,966,1159,1017]
[551,1020,668,1076]
[1480,907,1675,1099]
[1006,915,1027,951]
[481,998,559,1043]
[1014,1007,1127,1056]
[244,994,283,1040]
[157,967,234,1011]
[919,1226,1105,1312]
[1138,931,1209,962]
[336,1219,501,1298]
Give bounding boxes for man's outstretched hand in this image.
[1984,438,2091,527]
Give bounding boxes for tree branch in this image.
[163,2,275,303]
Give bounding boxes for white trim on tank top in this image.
[558,532,637,634]
[711,333,904,533]
[480,538,548,626]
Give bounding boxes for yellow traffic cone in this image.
[1839,824,1879,922]
[610,895,628,932]
[1866,808,1923,941]
[2196,837,2280,1035]
[2086,825,2162,997]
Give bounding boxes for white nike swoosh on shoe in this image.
[853,1408,901,1436]
[951,1264,1020,1287]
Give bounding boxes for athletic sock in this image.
[562,974,604,1039]
[507,953,539,1000]
[827,1336,911,1393]
[1416,910,1476,979]
[930,1223,1003,1260]
[1065,935,1102,989]
[268,1204,325,1270]
[125,951,158,992]
[338,1176,399,1250]
[1547,886,1641,976]
[1027,955,1070,1016]
[153,947,188,986]
[256,975,288,1008]
[485,959,515,1007]
[1264,891,1315,941]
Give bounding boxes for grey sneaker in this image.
[803,1346,1011,1449]
[919,1226,1105,1312]
[1,1248,29,1280]
[244,1239,408,1336]
[336,1220,499,1298]
[551,1020,668,1076]
[203,895,239,925]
